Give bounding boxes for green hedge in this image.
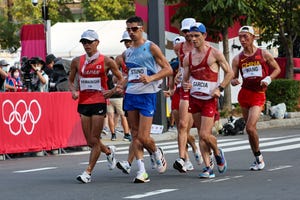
[266,79,300,111]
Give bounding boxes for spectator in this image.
[5,67,23,92]
[44,54,57,76]
[0,60,9,92]
[49,59,69,91]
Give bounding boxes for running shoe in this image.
[199,167,215,178]
[123,134,132,142]
[102,127,109,135]
[116,160,131,174]
[134,171,150,183]
[194,150,203,165]
[173,158,187,173]
[76,171,91,183]
[150,153,157,169]
[215,148,227,174]
[107,145,116,170]
[209,152,215,169]
[184,160,194,171]
[250,155,265,171]
[111,134,117,141]
[155,147,167,173]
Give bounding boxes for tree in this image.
[80,0,135,21]
[248,0,300,79]
[0,0,74,52]
[165,0,254,112]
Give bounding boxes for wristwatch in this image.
[218,85,224,92]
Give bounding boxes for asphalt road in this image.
[1,125,300,200]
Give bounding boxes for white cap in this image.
[120,31,131,42]
[239,26,255,35]
[173,36,186,45]
[79,30,99,42]
[181,18,196,31]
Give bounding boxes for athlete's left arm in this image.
[215,49,234,89]
[263,50,281,80]
[139,43,172,84]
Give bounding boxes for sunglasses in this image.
[182,30,189,34]
[81,40,94,45]
[126,26,142,32]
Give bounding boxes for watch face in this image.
[219,86,224,92]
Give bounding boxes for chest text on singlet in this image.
[80,77,101,91]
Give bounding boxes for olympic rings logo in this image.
[2,99,41,136]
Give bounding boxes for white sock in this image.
[137,159,145,173]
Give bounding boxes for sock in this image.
[254,151,261,157]
[180,157,186,162]
[137,159,145,172]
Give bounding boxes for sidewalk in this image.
[103,112,300,145]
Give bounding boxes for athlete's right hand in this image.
[71,91,79,100]
[163,89,174,97]
[231,78,240,86]
[182,81,192,92]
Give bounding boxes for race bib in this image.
[242,65,263,78]
[128,67,147,83]
[190,80,210,95]
[80,77,101,91]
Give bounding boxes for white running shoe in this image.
[184,160,194,171]
[210,153,215,169]
[107,146,116,170]
[250,155,265,171]
[155,147,167,173]
[134,171,150,183]
[76,171,91,183]
[102,127,109,135]
[116,160,131,174]
[173,158,187,173]
[194,150,203,165]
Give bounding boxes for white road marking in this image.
[223,137,300,152]
[263,143,300,152]
[200,175,243,183]
[13,167,57,173]
[267,165,292,171]
[123,189,178,199]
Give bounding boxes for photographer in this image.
[21,56,49,92]
[48,59,69,92]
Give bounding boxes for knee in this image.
[179,119,188,129]
[246,124,256,134]
[86,136,100,147]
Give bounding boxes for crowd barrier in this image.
[275,58,300,80]
[0,92,86,154]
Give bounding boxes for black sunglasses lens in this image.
[126,27,139,32]
[81,40,93,44]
